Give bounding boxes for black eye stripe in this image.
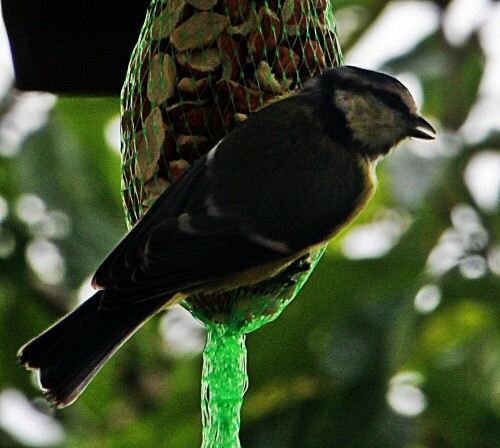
[367,87,412,116]
[320,66,414,117]
[337,83,412,117]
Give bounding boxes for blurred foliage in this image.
[0,1,499,447]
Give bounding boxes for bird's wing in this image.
[99,210,286,308]
[93,157,288,309]
[93,94,366,309]
[210,95,366,252]
[91,156,210,289]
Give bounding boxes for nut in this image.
[225,111,248,132]
[273,46,300,79]
[177,77,210,99]
[216,79,273,113]
[259,6,281,42]
[227,8,257,37]
[222,0,250,25]
[177,135,210,163]
[301,39,325,76]
[147,53,177,105]
[234,112,248,122]
[176,107,224,141]
[177,48,221,73]
[135,131,160,181]
[176,135,211,162]
[143,107,168,160]
[169,159,191,180]
[186,0,217,10]
[282,0,309,37]
[165,101,202,124]
[218,34,244,81]
[248,7,281,62]
[257,61,291,93]
[170,12,229,52]
[175,107,210,134]
[152,0,186,39]
[143,178,171,206]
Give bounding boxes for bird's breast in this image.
[322,153,377,241]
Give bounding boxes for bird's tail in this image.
[18,290,167,408]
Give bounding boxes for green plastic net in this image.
[120,0,342,445]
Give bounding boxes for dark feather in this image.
[95,94,367,309]
[18,291,167,407]
[20,66,398,407]
[210,94,366,251]
[101,212,286,308]
[92,156,210,289]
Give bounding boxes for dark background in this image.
[2,0,150,94]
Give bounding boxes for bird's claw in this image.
[273,255,311,287]
[240,254,311,296]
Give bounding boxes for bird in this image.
[18,65,435,408]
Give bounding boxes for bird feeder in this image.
[120,0,342,445]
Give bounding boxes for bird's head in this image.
[315,66,436,158]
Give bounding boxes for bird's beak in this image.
[408,116,436,140]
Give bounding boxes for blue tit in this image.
[19,66,435,407]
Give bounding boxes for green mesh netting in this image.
[120,0,342,445]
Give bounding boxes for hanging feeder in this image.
[120,0,342,445]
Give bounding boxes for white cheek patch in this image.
[338,90,403,151]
